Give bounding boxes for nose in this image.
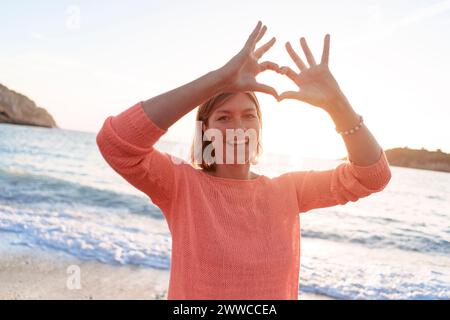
[230,118,246,130]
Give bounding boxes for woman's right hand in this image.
[218,21,281,100]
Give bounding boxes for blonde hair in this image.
[189,92,263,171]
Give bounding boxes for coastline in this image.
[0,232,335,300]
[0,232,169,300]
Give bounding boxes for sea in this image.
[1,123,449,299]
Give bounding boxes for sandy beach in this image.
[0,232,333,300]
[0,232,170,300]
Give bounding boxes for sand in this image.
[0,232,334,300]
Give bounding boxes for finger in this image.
[279,66,300,85]
[244,21,263,50]
[300,37,317,67]
[253,82,279,99]
[285,42,307,71]
[278,91,306,102]
[255,37,276,59]
[255,25,267,44]
[259,61,280,72]
[321,34,330,65]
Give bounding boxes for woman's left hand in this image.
[278,34,348,113]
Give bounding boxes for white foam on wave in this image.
[299,238,450,299]
[0,204,172,269]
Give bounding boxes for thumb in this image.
[253,82,279,100]
[278,91,305,102]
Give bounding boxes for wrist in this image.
[326,98,360,132]
[213,65,239,93]
[325,92,352,116]
[206,68,231,95]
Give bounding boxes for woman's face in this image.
[203,93,260,165]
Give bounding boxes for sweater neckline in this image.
[198,169,264,183]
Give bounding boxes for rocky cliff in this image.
[0,83,57,128]
[342,147,450,173]
[385,147,450,173]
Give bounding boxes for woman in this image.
[96,21,391,300]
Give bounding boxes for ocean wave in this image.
[298,240,450,300]
[0,203,171,269]
[301,228,450,256]
[0,168,163,218]
[300,281,450,300]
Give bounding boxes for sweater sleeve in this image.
[288,149,392,214]
[96,101,178,217]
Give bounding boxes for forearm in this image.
[142,68,227,130]
[327,95,382,166]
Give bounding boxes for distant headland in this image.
[0,83,57,128]
[384,147,450,173]
[343,147,450,173]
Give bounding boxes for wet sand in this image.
[0,232,334,300]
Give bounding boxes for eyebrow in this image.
[215,108,256,114]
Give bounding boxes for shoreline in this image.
[0,232,335,300]
[0,232,169,300]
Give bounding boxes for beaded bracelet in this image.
[335,115,364,135]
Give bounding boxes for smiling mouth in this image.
[226,137,250,146]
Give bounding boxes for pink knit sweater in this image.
[96,101,391,300]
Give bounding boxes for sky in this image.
[1,0,450,159]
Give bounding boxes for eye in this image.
[245,114,257,119]
[217,116,229,121]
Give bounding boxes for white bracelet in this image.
[335,115,364,135]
